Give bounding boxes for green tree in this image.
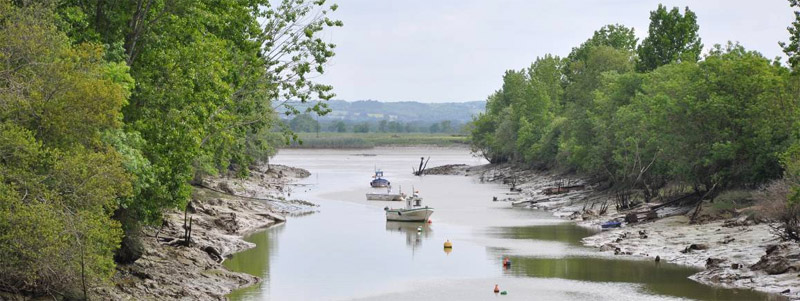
[289,114,321,132]
[560,45,635,171]
[50,1,342,265]
[329,120,347,132]
[379,120,388,132]
[0,2,131,297]
[387,121,403,133]
[636,5,703,72]
[624,44,795,191]
[353,122,370,133]
[566,24,637,76]
[780,0,800,70]
[440,120,453,133]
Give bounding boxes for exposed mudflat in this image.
[421,164,470,175]
[468,163,800,300]
[92,164,314,300]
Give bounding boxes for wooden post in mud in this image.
[183,204,193,245]
[413,157,430,176]
[187,217,193,243]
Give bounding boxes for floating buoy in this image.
[443,247,452,255]
[493,284,500,293]
[417,226,422,232]
[443,240,453,248]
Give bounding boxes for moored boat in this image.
[366,186,403,201]
[384,190,433,222]
[366,192,402,201]
[370,170,391,187]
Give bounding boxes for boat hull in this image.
[370,178,390,187]
[385,207,434,222]
[366,193,402,201]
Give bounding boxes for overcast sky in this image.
[316,0,795,103]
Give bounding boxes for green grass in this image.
[284,132,469,149]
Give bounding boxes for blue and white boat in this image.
[370,170,391,188]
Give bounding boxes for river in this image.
[223,147,777,300]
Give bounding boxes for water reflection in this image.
[385,221,432,251]
[485,223,599,246]
[502,256,780,301]
[485,224,781,301]
[222,224,285,300]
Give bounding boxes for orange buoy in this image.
[443,240,453,248]
[494,284,500,293]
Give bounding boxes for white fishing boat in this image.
[366,186,402,201]
[384,190,433,222]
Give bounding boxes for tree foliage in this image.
[1,0,341,297]
[0,2,129,297]
[781,0,800,70]
[636,5,703,72]
[471,8,799,204]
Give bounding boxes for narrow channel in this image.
[224,147,777,300]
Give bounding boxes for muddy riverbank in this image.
[92,164,314,300]
[458,163,800,300]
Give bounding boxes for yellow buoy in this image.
[443,240,453,248]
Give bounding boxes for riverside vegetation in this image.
[470,3,800,242]
[0,0,340,299]
[286,132,469,149]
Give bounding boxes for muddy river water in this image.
[223,147,777,300]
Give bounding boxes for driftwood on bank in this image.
[651,193,698,211]
[542,185,585,195]
[412,157,431,176]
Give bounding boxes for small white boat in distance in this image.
[366,186,402,201]
[385,190,433,222]
[366,192,402,201]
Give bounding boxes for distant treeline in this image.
[286,133,469,149]
[285,114,467,134]
[279,99,485,123]
[470,4,800,203]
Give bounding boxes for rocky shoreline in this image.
[93,164,314,300]
[457,163,800,300]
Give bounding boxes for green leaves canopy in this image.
[636,5,703,72]
[470,12,798,199]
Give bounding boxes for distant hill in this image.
[281,100,485,123]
